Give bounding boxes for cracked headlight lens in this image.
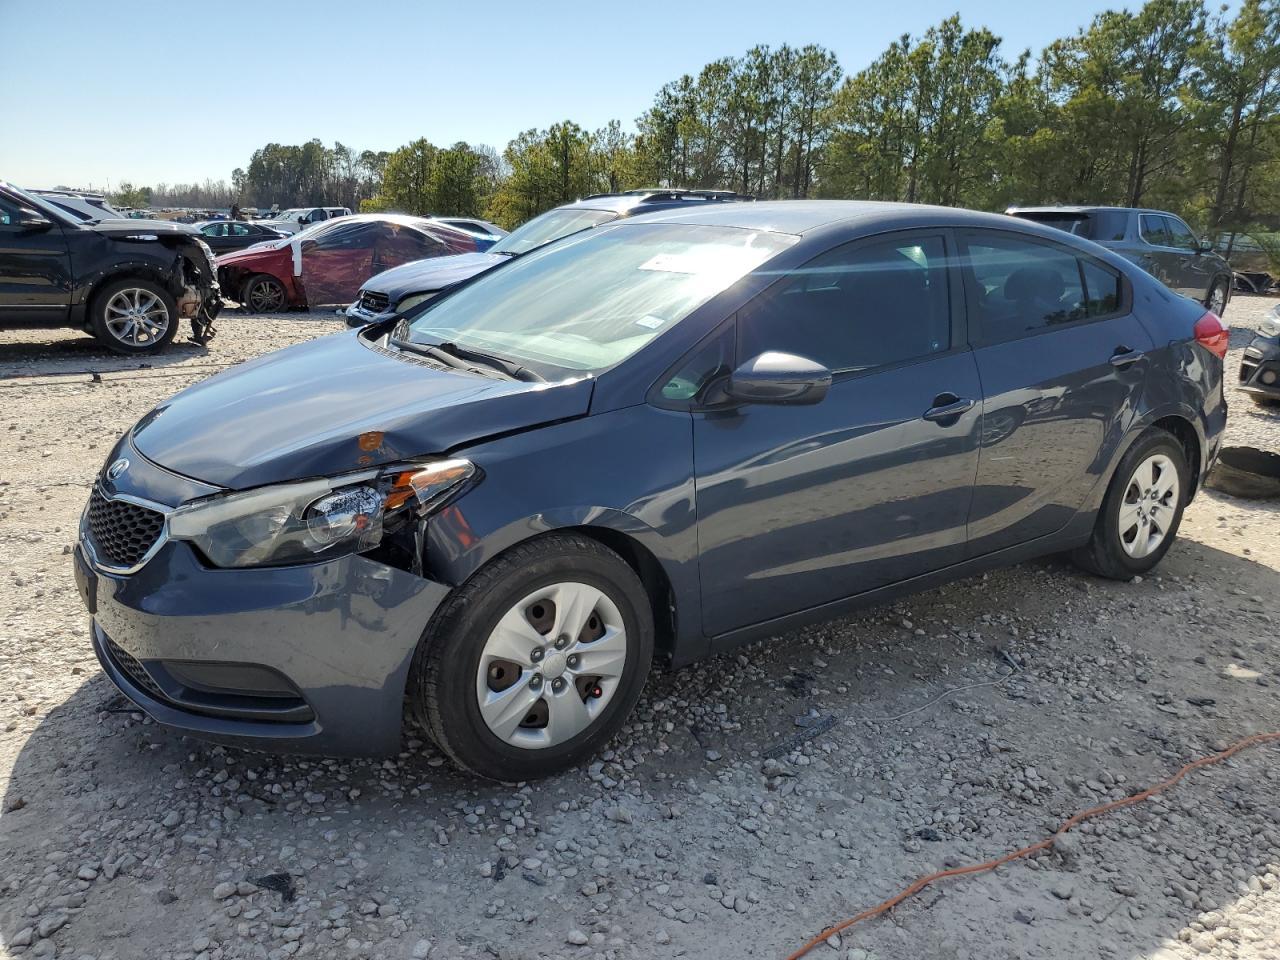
[169,459,475,568]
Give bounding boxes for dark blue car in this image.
[76,201,1227,779]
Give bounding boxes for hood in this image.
[131,331,594,489]
[363,252,507,301]
[85,218,198,238]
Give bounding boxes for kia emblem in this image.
[106,458,129,481]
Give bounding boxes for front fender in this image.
[424,405,705,657]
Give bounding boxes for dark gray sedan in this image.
[76,201,1227,779]
[1007,206,1233,317]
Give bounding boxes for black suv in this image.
[0,182,222,353]
[345,189,751,326]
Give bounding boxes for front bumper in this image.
[1240,335,1280,399]
[344,299,397,328]
[80,538,450,757]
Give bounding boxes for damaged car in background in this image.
[0,181,221,352]
[217,214,479,313]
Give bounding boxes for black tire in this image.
[1072,429,1189,580]
[1206,278,1229,317]
[241,274,288,313]
[89,278,179,355]
[410,534,654,780]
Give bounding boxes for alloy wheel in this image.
[247,278,286,312]
[474,581,627,749]
[104,288,171,347]
[1118,453,1180,558]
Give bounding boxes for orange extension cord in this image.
[785,731,1280,960]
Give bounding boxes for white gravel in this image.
[0,300,1278,960]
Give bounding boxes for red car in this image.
[217,214,478,313]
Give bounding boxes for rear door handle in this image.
[923,396,976,423]
[1110,346,1146,368]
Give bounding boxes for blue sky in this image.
[0,0,1185,191]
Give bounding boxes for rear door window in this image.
[1079,258,1123,317]
[739,232,952,373]
[961,233,1089,343]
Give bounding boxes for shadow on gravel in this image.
[2,538,1279,958]
[0,332,210,373]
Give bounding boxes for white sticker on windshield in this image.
[635,315,665,330]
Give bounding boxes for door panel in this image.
[961,230,1153,555]
[691,230,977,637]
[694,353,982,635]
[0,209,72,322]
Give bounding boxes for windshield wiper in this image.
[391,337,542,382]
[433,341,543,382]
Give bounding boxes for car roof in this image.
[1007,205,1176,216]
[618,199,1050,237]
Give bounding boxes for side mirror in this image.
[1197,238,1214,254]
[16,208,53,231]
[725,351,831,406]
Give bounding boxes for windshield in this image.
[407,222,795,374]
[274,208,307,220]
[489,207,619,256]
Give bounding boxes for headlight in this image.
[1262,308,1280,338]
[169,459,475,568]
[397,292,437,313]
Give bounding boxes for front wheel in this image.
[241,273,288,313]
[410,534,654,780]
[90,278,178,355]
[1072,429,1189,579]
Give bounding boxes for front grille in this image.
[360,290,390,313]
[87,488,165,569]
[103,634,167,702]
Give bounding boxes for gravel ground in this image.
[1,298,1278,960]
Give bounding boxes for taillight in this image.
[1193,311,1229,359]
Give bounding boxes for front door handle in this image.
[1110,346,1146,368]
[923,395,976,423]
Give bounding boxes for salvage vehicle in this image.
[1007,205,1234,316]
[217,214,477,312]
[1214,231,1278,294]
[346,189,750,326]
[76,200,1227,779]
[259,206,351,235]
[433,217,507,250]
[32,189,127,222]
[0,181,221,352]
[1239,303,1280,404]
[195,219,287,254]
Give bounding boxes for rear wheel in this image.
[1072,429,1189,579]
[410,534,654,780]
[1206,279,1229,317]
[242,274,288,313]
[90,278,178,355]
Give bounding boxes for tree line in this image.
[116,0,1278,239]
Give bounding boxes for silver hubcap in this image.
[475,582,627,750]
[104,288,169,345]
[1118,453,1179,558]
